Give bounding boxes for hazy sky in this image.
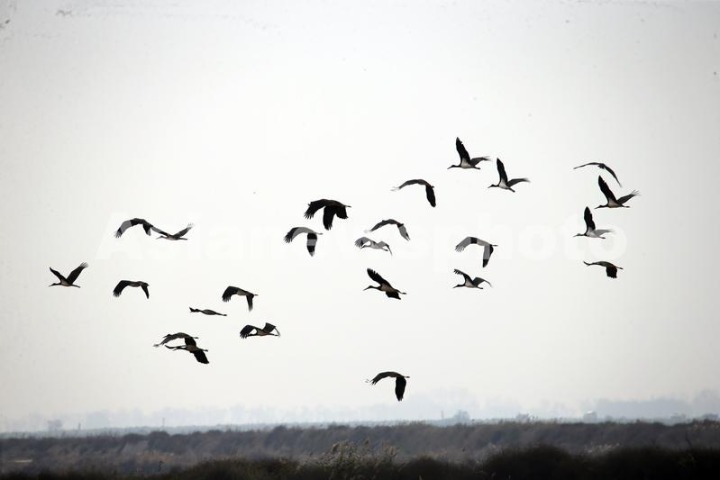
[1,0,720,431]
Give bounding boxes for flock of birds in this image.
[48,138,639,402]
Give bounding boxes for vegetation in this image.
[2,421,720,478]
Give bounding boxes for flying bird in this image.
[364,268,405,299]
[154,332,198,347]
[165,343,209,364]
[584,261,623,278]
[367,219,410,241]
[154,224,194,240]
[449,137,491,170]
[574,207,612,239]
[453,269,492,289]
[489,158,529,192]
[189,308,226,316]
[49,262,88,287]
[239,322,281,338]
[455,237,497,268]
[367,371,410,401]
[392,179,436,207]
[304,199,351,230]
[596,176,639,208]
[355,237,392,255]
[222,286,258,311]
[284,227,322,256]
[114,218,157,238]
[574,162,622,186]
[113,280,149,299]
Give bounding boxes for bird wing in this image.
[115,218,148,238]
[583,207,596,231]
[173,224,193,238]
[192,349,209,364]
[263,322,279,335]
[141,283,150,299]
[113,280,130,297]
[455,236,473,252]
[397,223,410,241]
[606,265,618,278]
[322,206,337,230]
[474,277,491,287]
[306,232,318,256]
[304,200,328,219]
[355,237,371,248]
[456,137,470,163]
[369,219,393,232]
[370,371,396,385]
[600,164,622,186]
[598,176,618,204]
[222,286,240,302]
[395,376,407,401]
[507,178,530,187]
[66,263,88,284]
[150,225,171,237]
[284,227,302,242]
[239,325,257,338]
[425,185,436,207]
[367,268,390,286]
[482,244,494,268]
[453,268,472,283]
[573,162,598,170]
[617,190,639,205]
[496,159,509,183]
[246,294,254,311]
[49,267,67,283]
[184,336,198,347]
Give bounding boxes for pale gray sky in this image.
[1,0,720,431]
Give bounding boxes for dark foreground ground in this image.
[3,420,720,478]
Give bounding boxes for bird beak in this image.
[363,286,372,291]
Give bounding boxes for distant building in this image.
[583,411,598,423]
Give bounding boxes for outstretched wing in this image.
[598,176,618,204]
[284,227,302,243]
[49,267,67,283]
[367,268,390,286]
[456,236,489,251]
[583,207,596,231]
[600,164,622,187]
[397,224,410,241]
[507,178,530,187]
[246,294,254,311]
[263,322,279,335]
[322,207,337,230]
[496,159,509,183]
[304,200,328,219]
[115,218,153,238]
[173,224,193,238]
[369,219,396,232]
[617,190,640,205]
[141,283,150,299]
[370,371,396,385]
[456,137,470,163]
[306,232,318,256]
[192,349,209,364]
[395,376,407,401]
[453,268,472,283]
[113,280,130,297]
[66,263,88,284]
[239,324,257,338]
[482,244,494,268]
[222,286,241,302]
[425,185,436,207]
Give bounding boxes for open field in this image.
[3,420,720,478]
